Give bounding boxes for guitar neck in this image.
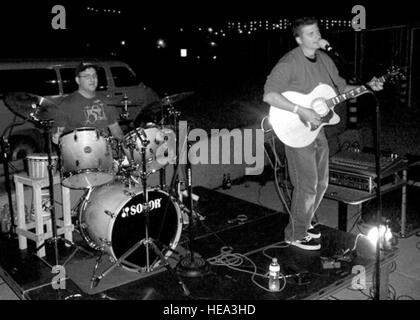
[326,85,370,108]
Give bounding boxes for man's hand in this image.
[52,127,65,145]
[368,77,384,91]
[297,107,321,127]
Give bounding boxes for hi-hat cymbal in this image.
[4,92,65,122]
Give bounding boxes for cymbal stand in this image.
[157,103,178,191]
[120,93,130,120]
[34,119,93,270]
[90,130,190,296]
[166,105,185,196]
[1,120,26,237]
[176,139,210,277]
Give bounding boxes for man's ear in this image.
[295,36,302,45]
[75,76,80,86]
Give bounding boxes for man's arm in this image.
[108,122,124,141]
[52,126,65,145]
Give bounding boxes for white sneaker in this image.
[307,226,321,239]
[288,235,321,250]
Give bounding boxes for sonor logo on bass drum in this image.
[121,198,163,218]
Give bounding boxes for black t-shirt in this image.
[57,91,119,134]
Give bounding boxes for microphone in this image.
[318,39,339,57]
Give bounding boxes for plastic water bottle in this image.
[222,174,227,189]
[268,258,280,292]
[226,173,232,189]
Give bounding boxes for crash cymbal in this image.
[161,91,194,106]
[4,92,65,122]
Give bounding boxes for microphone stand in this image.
[371,92,384,301]
[325,43,385,299]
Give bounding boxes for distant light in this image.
[208,27,213,33]
[209,41,216,47]
[213,56,217,60]
[180,49,187,57]
[121,40,126,46]
[157,39,167,48]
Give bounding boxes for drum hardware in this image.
[4,92,94,276]
[89,130,190,296]
[109,93,143,121]
[104,210,116,218]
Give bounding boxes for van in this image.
[0,58,159,163]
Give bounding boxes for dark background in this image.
[1,0,418,96]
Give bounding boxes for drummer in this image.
[52,62,124,144]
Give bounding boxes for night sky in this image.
[0,0,418,95]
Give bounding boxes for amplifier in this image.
[329,151,405,193]
[329,169,375,193]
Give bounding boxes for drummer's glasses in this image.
[78,73,97,80]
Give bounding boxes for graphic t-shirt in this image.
[57,91,119,134]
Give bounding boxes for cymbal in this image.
[161,91,194,106]
[4,92,65,122]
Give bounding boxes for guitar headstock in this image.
[383,65,406,84]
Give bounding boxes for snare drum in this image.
[26,153,58,179]
[59,127,114,189]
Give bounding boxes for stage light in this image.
[366,225,393,248]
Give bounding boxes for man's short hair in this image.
[75,62,98,77]
[292,17,318,38]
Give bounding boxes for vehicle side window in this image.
[0,69,59,97]
[110,66,138,87]
[96,67,108,91]
[60,68,78,94]
[60,67,108,94]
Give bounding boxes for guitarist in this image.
[263,17,383,250]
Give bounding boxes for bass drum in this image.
[79,182,182,272]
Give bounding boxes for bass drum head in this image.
[111,189,182,271]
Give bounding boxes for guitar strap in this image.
[318,53,340,95]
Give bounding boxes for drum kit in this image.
[3,90,208,294]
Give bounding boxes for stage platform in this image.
[0,186,398,303]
